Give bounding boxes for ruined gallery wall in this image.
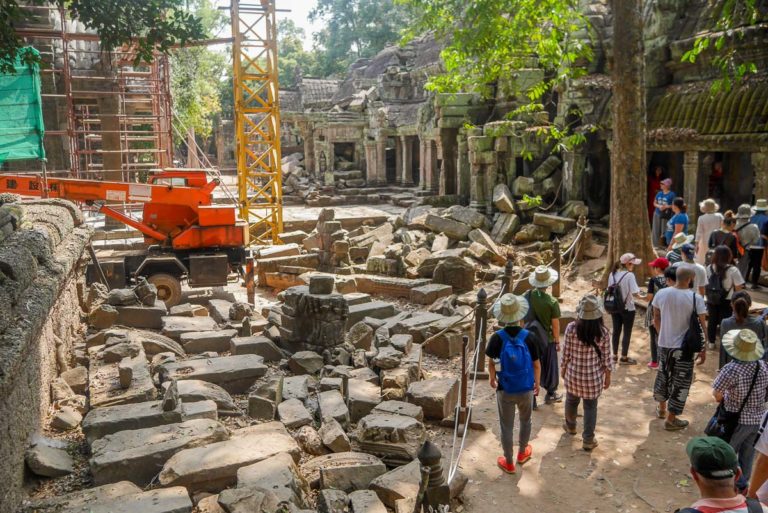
[0,199,91,511]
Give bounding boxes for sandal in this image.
[655,405,667,419]
[619,357,638,365]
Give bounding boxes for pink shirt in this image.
[689,495,768,512]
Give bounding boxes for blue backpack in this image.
[496,329,535,394]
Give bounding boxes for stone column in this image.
[424,141,436,192]
[401,136,414,185]
[375,135,387,186]
[457,132,470,199]
[562,150,586,203]
[419,137,427,189]
[300,122,315,176]
[469,161,486,211]
[364,140,377,184]
[753,152,768,201]
[683,151,705,226]
[395,137,403,185]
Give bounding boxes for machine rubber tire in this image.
[147,273,182,307]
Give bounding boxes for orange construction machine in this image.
[0,169,249,305]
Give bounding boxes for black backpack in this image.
[523,291,551,356]
[603,272,627,315]
[705,266,728,306]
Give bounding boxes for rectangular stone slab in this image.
[347,301,396,326]
[89,419,230,486]
[61,487,193,513]
[24,481,141,513]
[161,355,267,394]
[82,401,183,444]
[89,350,156,409]
[115,302,168,330]
[158,421,300,492]
[179,329,237,354]
[161,316,219,340]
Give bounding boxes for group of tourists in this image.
[486,232,768,510]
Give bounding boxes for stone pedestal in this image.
[277,286,349,355]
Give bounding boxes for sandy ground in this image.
[424,260,725,513]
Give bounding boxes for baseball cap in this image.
[620,253,641,266]
[686,436,738,479]
[681,243,695,259]
[661,178,672,187]
[648,257,670,270]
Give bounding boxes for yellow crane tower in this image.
[230,0,283,245]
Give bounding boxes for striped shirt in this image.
[688,495,768,512]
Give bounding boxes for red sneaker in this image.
[647,362,659,369]
[497,456,516,474]
[517,445,533,465]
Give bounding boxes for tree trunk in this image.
[604,0,656,284]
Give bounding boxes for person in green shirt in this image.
[527,266,562,405]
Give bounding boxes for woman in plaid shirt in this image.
[712,328,768,493]
[561,294,614,451]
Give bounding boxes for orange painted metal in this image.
[0,170,245,250]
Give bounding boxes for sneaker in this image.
[545,393,563,404]
[664,418,690,431]
[516,445,533,465]
[647,362,659,369]
[562,422,577,435]
[619,357,638,365]
[497,456,516,474]
[583,439,599,451]
[655,405,667,419]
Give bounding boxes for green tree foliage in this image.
[681,0,761,93]
[397,0,593,154]
[310,0,410,77]
[277,19,319,88]
[1,0,205,74]
[170,0,227,146]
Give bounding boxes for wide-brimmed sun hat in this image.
[722,329,765,362]
[737,204,754,219]
[492,293,529,325]
[620,253,641,266]
[577,295,604,321]
[755,199,768,212]
[671,232,694,250]
[700,198,720,214]
[528,265,559,288]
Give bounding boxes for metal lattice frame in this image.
[231,0,283,245]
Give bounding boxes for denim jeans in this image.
[731,423,759,490]
[564,392,598,442]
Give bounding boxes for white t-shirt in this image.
[672,261,707,291]
[706,265,745,300]
[652,287,707,349]
[695,213,724,264]
[607,270,640,312]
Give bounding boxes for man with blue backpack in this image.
[487,293,542,474]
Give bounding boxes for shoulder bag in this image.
[705,363,760,442]
[681,292,705,357]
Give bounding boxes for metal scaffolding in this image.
[230,0,284,245]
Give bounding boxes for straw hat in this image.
[755,199,768,212]
[699,198,720,214]
[577,295,604,321]
[722,329,765,362]
[737,204,754,220]
[492,293,529,325]
[528,265,559,288]
[671,232,694,250]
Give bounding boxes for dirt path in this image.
[427,269,722,513]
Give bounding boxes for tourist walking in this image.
[666,232,694,265]
[712,329,768,493]
[682,436,768,513]
[561,295,613,451]
[709,211,741,263]
[487,293,542,474]
[696,198,724,265]
[706,245,746,353]
[751,199,768,287]
[736,205,762,288]
[527,266,562,404]
[646,257,670,369]
[720,291,767,368]
[652,178,675,247]
[665,197,690,249]
[607,254,642,365]
[652,266,707,430]
[674,243,707,295]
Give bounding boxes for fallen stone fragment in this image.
[406,378,459,420]
[90,304,118,330]
[180,329,237,354]
[295,425,326,456]
[319,417,351,453]
[493,183,515,213]
[159,422,300,492]
[248,376,283,420]
[491,213,520,244]
[319,376,344,394]
[217,487,280,513]
[371,346,403,370]
[357,413,426,464]
[60,365,88,394]
[372,400,424,421]
[278,398,314,429]
[282,375,310,402]
[347,379,382,423]
[230,336,283,361]
[349,367,379,385]
[164,379,239,416]
[25,437,74,477]
[170,303,208,317]
[114,302,169,330]
[346,321,374,350]
[61,487,193,513]
[433,257,475,293]
[348,490,387,513]
[409,284,452,305]
[50,406,82,431]
[23,481,141,513]
[288,351,325,375]
[423,214,471,240]
[237,452,310,507]
[82,400,184,443]
[161,316,218,339]
[161,355,267,394]
[198,495,226,513]
[301,452,387,492]
[318,390,350,428]
[89,419,230,486]
[208,299,234,323]
[317,489,349,513]
[369,459,422,508]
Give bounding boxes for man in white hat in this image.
[487,293,542,474]
[736,204,763,289]
[652,266,708,431]
[695,198,723,265]
[526,265,562,405]
[750,199,768,289]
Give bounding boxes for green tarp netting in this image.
[0,47,45,165]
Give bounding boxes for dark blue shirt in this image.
[655,190,676,215]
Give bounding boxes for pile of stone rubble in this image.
[23,273,469,513]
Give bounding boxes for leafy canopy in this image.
[1,0,205,74]
[310,0,410,77]
[277,19,319,88]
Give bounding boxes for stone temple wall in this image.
[0,198,91,511]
